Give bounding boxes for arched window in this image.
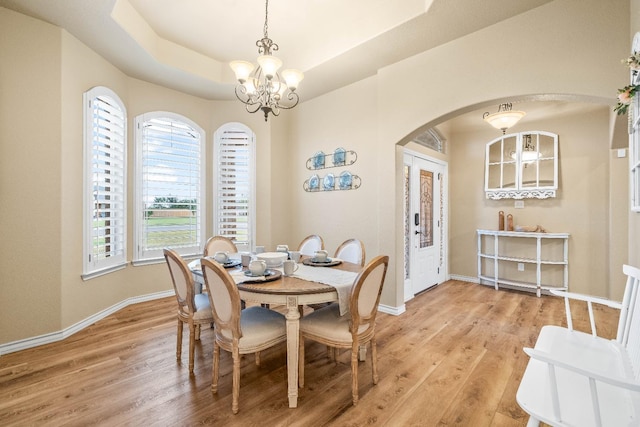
[83,86,127,279]
[213,123,256,252]
[134,112,205,262]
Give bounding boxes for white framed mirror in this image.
[484,131,558,199]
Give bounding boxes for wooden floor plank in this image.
[0,280,619,426]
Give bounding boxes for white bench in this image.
[516,264,640,427]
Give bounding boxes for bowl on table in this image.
[257,251,288,268]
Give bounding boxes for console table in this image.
[477,229,569,297]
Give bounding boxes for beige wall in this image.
[282,77,379,251]
[1,8,63,338]
[449,105,628,298]
[1,0,638,347]
[0,8,278,344]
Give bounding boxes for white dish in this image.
[257,252,288,268]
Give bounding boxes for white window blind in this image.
[135,113,205,262]
[214,123,255,252]
[83,86,127,279]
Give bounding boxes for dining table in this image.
[188,255,362,408]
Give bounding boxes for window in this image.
[213,123,256,252]
[134,112,205,262]
[83,86,127,279]
[411,128,446,153]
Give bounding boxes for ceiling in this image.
[0,0,554,102]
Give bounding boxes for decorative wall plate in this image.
[333,147,346,166]
[309,174,320,190]
[303,173,361,192]
[306,149,358,170]
[312,151,325,169]
[339,171,352,190]
[323,173,335,190]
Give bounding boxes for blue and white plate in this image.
[339,171,353,190]
[323,173,335,191]
[309,174,320,190]
[313,151,325,169]
[333,147,346,166]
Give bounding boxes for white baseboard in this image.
[378,303,405,316]
[449,274,478,284]
[0,290,174,356]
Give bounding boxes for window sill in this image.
[82,262,127,281]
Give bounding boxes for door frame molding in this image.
[402,148,449,302]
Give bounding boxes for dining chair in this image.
[163,248,214,375]
[200,257,287,414]
[297,234,324,256]
[203,235,238,257]
[298,255,389,405]
[307,238,366,312]
[334,238,366,266]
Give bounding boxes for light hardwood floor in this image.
[0,280,618,426]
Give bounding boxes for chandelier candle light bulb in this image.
[229,61,255,83]
[257,55,282,79]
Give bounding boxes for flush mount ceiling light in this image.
[229,0,304,121]
[482,103,526,134]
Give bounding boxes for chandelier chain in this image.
[256,0,278,55]
[263,0,269,39]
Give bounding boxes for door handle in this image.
[414,213,419,226]
[415,230,421,235]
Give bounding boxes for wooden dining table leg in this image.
[285,295,301,408]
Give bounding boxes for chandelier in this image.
[482,103,526,134]
[229,0,304,121]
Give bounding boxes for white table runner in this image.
[290,263,357,316]
[189,259,358,316]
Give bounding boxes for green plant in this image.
[615,84,640,115]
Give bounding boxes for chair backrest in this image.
[334,238,366,266]
[163,248,197,316]
[349,255,389,339]
[298,234,324,256]
[203,235,238,257]
[200,257,242,343]
[618,264,640,379]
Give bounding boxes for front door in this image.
[405,154,445,297]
